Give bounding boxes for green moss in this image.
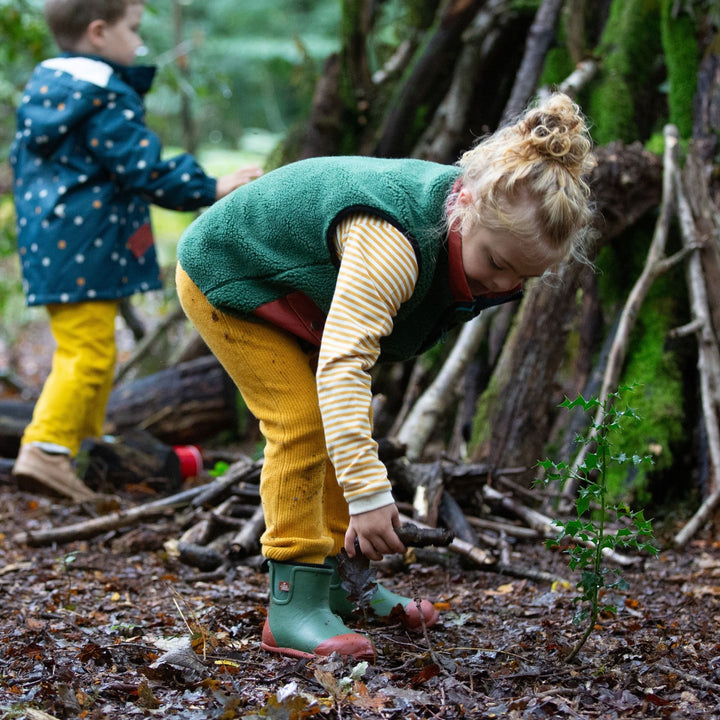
[405,0,441,30]
[660,0,699,139]
[595,218,655,308]
[510,0,541,11]
[605,299,685,503]
[469,365,501,452]
[645,131,666,155]
[585,0,663,144]
[540,47,576,88]
[595,0,662,82]
[588,78,638,144]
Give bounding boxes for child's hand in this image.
[215,164,263,200]
[345,504,406,561]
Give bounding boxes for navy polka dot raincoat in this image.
[10,54,217,306]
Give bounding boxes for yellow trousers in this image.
[176,265,349,564]
[21,300,118,456]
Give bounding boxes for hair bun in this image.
[520,94,593,179]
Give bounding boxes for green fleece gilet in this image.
[177,156,513,361]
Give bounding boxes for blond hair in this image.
[448,92,596,267]
[44,0,144,52]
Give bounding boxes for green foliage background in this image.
[0,0,341,320]
[0,0,341,156]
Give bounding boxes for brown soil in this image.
[1,484,719,720]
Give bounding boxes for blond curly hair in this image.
[448,92,596,268]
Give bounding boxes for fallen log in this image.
[176,541,225,572]
[0,400,32,458]
[0,355,241,456]
[78,428,183,494]
[106,355,239,445]
[227,504,266,560]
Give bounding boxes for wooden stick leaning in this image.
[562,125,687,500]
[114,304,186,384]
[396,310,496,461]
[672,148,720,547]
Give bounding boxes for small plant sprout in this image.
[535,386,658,662]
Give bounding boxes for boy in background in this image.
[9,0,261,501]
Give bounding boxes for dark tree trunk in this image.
[105,355,238,446]
[374,0,484,158]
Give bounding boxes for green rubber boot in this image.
[261,560,375,660]
[326,556,440,630]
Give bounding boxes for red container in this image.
[173,445,203,478]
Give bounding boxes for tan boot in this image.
[12,444,99,503]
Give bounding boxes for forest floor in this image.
[1,480,719,720]
[2,300,720,719]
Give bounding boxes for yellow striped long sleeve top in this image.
[317,213,420,515]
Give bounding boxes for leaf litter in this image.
[1,486,720,719]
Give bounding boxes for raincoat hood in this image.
[17,54,156,157]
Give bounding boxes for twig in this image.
[397,512,493,566]
[655,662,720,693]
[395,310,495,461]
[396,512,561,583]
[12,476,233,546]
[500,0,565,123]
[563,125,680,500]
[672,145,720,546]
[482,485,640,567]
[228,504,265,559]
[466,515,540,540]
[191,460,259,507]
[114,304,186,383]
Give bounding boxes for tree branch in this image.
[562,125,680,499]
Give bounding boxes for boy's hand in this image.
[345,504,406,561]
[215,164,263,200]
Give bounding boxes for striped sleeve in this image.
[317,213,419,515]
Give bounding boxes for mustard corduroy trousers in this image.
[21,300,118,456]
[176,265,349,564]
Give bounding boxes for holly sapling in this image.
[535,387,658,662]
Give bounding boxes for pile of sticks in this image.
[10,437,645,585]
